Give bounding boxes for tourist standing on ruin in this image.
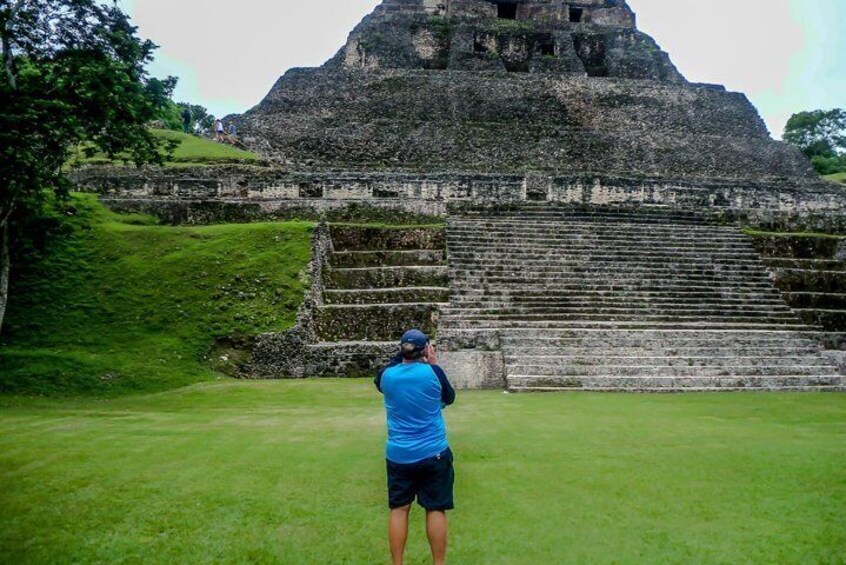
[213,117,225,141]
[375,330,456,565]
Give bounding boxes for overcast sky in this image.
[117,0,845,139]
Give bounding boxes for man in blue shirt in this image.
[375,329,456,565]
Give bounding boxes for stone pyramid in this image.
[237,0,820,188]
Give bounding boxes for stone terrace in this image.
[251,224,449,378]
[439,205,845,391]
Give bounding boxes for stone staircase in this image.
[440,205,846,391]
[307,224,449,375]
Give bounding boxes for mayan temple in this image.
[76,0,846,391]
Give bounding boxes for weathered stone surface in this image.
[438,350,505,389]
[72,167,845,229]
[753,234,846,333]
[237,69,813,182]
[250,223,449,377]
[442,205,846,391]
[315,303,441,341]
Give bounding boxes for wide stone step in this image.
[324,266,449,289]
[506,375,846,391]
[449,266,771,278]
[505,364,838,377]
[450,290,784,300]
[324,287,451,304]
[504,355,837,368]
[449,217,721,226]
[454,275,772,288]
[315,303,442,341]
[450,298,789,308]
[450,262,767,272]
[329,249,446,268]
[496,329,826,346]
[449,270,772,283]
[453,211,708,224]
[448,253,765,265]
[443,312,800,323]
[443,321,814,331]
[502,346,825,356]
[444,305,794,315]
[448,248,763,260]
[447,229,751,242]
[447,224,747,235]
[447,236,754,250]
[443,320,816,330]
[448,255,767,267]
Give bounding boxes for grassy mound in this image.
[68,129,262,168]
[0,194,313,396]
[823,172,846,184]
[0,381,844,563]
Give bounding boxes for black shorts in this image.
[386,448,454,511]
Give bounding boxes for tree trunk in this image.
[1,0,26,90]
[0,218,9,334]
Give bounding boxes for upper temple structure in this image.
[235,0,819,185]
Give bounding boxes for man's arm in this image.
[431,365,456,406]
[375,352,403,393]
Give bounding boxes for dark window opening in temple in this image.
[474,35,490,53]
[497,3,518,19]
[569,8,584,23]
[537,35,555,56]
[573,34,608,77]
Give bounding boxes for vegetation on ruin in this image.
[824,171,846,184]
[1,380,844,563]
[67,129,262,168]
[0,194,313,397]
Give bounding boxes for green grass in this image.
[68,129,261,168]
[0,194,313,396]
[0,380,844,563]
[823,172,846,184]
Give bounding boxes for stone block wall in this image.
[238,69,812,181]
[250,223,450,379]
[72,167,845,232]
[752,234,846,333]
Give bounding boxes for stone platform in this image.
[438,205,846,391]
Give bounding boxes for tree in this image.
[175,101,213,132]
[783,109,846,160]
[0,0,175,332]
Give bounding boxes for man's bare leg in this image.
[389,504,412,565]
[426,510,448,565]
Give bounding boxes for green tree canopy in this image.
[0,0,175,331]
[783,108,846,159]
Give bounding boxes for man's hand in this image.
[422,344,437,365]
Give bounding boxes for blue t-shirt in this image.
[378,361,456,464]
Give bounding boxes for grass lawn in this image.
[0,194,313,396]
[0,381,844,564]
[67,129,261,168]
[823,172,846,185]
